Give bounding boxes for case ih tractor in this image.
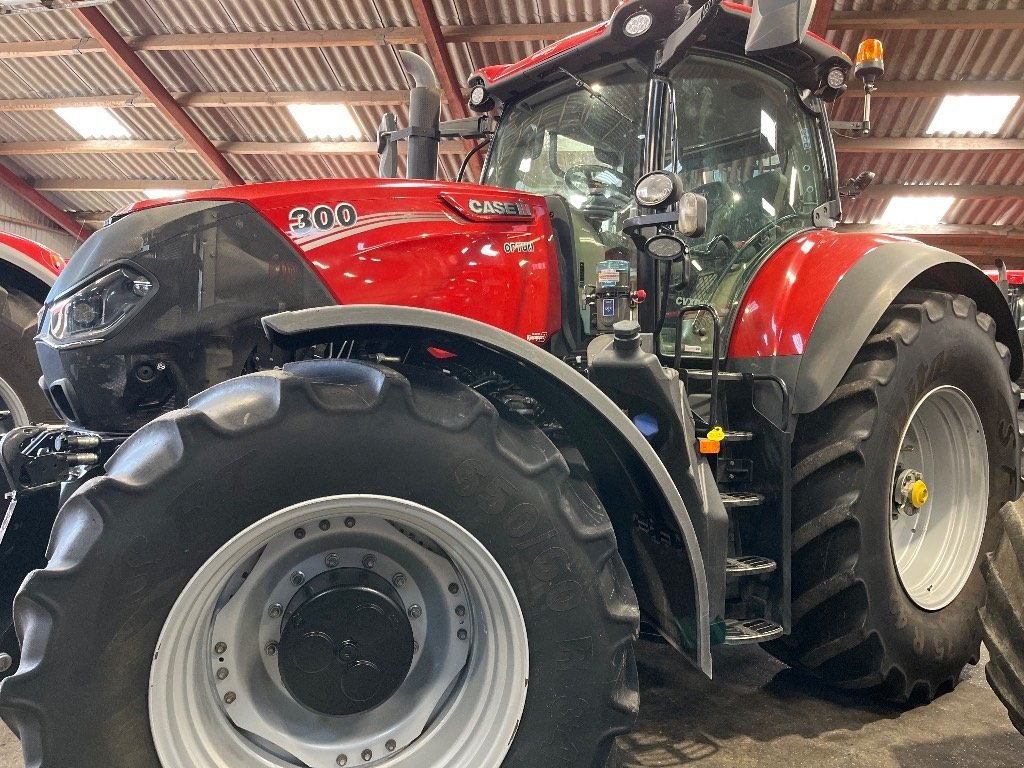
[2,0,1023,765]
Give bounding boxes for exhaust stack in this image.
[399,51,442,181]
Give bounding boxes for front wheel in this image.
[1,361,639,767]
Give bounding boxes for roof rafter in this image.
[0,140,465,156]
[830,9,1024,30]
[0,162,93,240]
[73,6,243,186]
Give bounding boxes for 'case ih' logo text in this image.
[468,199,532,217]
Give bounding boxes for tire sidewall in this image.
[0,287,54,426]
[856,303,1017,687]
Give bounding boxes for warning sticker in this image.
[598,269,622,286]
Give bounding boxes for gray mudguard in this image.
[264,305,713,677]
[793,241,1022,414]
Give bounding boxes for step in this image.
[0,410,10,420]
[723,618,784,645]
[720,491,765,509]
[726,555,777,577]
[687,369,745,382]
[721,430,755,442]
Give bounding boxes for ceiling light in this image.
[926,94,1019,135]
[287,103,361,140]
[143,189,187,199]
[876,196,954,226]
[54,106,131,139]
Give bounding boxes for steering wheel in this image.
[563,164,633,208]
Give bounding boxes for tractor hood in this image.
[37,180,562,433]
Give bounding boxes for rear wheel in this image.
[766,291,1018,701]
[981,498,1024,733]
[0,361,638,767]
[0,284,54,677]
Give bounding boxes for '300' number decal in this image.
[289,203,358,235]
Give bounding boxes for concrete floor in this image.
[0,640,1019,767]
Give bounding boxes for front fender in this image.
[264,305,713,677]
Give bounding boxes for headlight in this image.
[635,171,682,209]
[47,266,155,344]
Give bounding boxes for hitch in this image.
[1,425,120,495]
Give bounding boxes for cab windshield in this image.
[483,58,651,236]
[661,54,828,358]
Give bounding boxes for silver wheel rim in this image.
[890,385,989,611]
[0,373,29,434]
[150,495,529,767]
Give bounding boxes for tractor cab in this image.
[468,0,852,358]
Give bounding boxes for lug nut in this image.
[344,517,356,528]
[325,553,340,569]
[362,749,373,762]
[216,667,229,680]
[224,692,236,704]
[265,642,278,657]
[392,573,407,588]
[290,571,305,586]
[458,629,468,641]
[455,605,466,617]
[319,519,331,531]
[214,642,227,654]
[336,756,348,767]
[448,582,459,594]
[386,739,397,752]
[294,527,306,539]
[362,555,376,570]
[268,603,283,619]
[408,604,422,619]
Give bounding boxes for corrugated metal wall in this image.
[0,187,79,257]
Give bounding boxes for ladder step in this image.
[721,491,764,509]
[687,369,745,382]
[723,618,784,645]
[721,430,755,442]
[726,555,777,576]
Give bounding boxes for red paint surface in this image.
[123,180,563,344]
[476,20,609,86]
[0,231,66,278]
[984,269,1024,286]
[728,229,906,358]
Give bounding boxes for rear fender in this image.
[795,241,1022,414]
[0,234,62,304]
[730,231,1022,414]
[264,305,713,677]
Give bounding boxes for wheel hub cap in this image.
[279,569,415,715]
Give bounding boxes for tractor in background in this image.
[1,0,1022,765]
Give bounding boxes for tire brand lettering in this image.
[554,636,595,670]
[288,203,358,235]
[452,458,582,614]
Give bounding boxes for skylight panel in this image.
[876,196,955,226]
[54,106,131,139]
[143,189,187,199]
[926,94,1019,135]
[287,104,361,140]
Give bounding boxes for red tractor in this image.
[2,0,1022,764]
[0,232,63,435]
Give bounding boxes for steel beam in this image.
[0,162,93,241]
[73,6,244,186]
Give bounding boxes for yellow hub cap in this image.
[910,479,929,509]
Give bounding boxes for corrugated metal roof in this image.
[0,0,1020,236]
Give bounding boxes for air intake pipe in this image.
[399,50,442,181]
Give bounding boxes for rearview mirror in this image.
[746,0,816,54]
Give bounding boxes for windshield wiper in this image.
[557,67,636,127]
